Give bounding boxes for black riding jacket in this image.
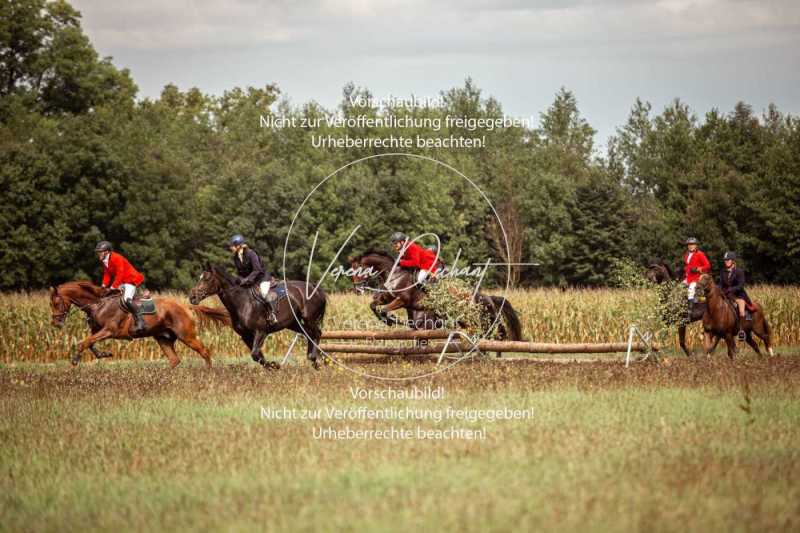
[233,247,272,286]
[719,267,747,298]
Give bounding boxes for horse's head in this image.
[697,273,715,295]
[49,286,71,328]
[645,264,665,284]
[189,263,223,304]
[348,251,390,293]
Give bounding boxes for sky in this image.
[71,0,800,150]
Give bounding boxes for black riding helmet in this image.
[228,234,245,247]
[390,232,408,243]
[723,251,737,261]
[95,241,113,253]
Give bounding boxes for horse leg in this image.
[678,325,692,357]
[248,330,275,370]
[72,329,114,366]
[176,333,212,369]
[302,322,322,370]
[752,315,775,357]
[744,331,762,357]
[702,332,716,358]
[724,335,737,359]
[89,344,113,359]
[156,336,181,369]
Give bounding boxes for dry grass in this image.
[1,285,798,364]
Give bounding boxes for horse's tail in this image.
[191,305,232,327]
[492,296,523,341]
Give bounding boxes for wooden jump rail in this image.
[319,329,658,356]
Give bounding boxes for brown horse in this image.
[348,250,522,342]
[49,280,212,367]
[696,274,774,358]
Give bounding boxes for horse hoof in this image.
[70,356,80,366]
[97,351,113,359]
[265,362,280,371]
[311,360,320,370]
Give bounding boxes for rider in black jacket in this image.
[229,234,277,323]
[719,251,751,340]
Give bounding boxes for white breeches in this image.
[121,283,136,304]
[417,270,429,284]
[685,281,696,300]
[259,280,271,298]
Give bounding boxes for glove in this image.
[690,267,699,273]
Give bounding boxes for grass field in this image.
[2,356,800,532]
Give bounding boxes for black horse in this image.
[189,264,327,369]
[348,250,522,343]
[645,259,707,357]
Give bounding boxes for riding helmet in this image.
[390,232,408,243]
[95,241,113,252]
[685,237,699,245]
[723,251,737,261]
[228,234,246,247]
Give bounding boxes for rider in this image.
[682,237,711,303]
[390,232,439,285]
[95,241,146,333]
[228,234,277,323]
[719,251,751,341]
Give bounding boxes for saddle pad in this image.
[118,297,157,315]
[250,283,289,304]
[268,283,288,302]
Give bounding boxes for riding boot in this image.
[129,301,146,333]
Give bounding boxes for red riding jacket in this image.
[102,252,145,288]
[683,250,711,283]
[399,242,438,272]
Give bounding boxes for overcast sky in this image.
[72,0,800,150]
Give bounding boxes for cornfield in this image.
[2,285,798,363]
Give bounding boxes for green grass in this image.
[2,357,799,532]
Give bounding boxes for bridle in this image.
[51,293,91,323]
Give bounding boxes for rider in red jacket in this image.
[96,241,146,333]
[682,237,711,302]
[391,232,439,284]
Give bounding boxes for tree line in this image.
[2,0,798,291]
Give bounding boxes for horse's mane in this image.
[60,280,107,297]
[352,249,395,262]
[210,265,236,284]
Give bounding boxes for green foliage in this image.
[421,278,496,338]
[2,0,800,290]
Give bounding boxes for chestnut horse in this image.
[49,280,212,367]
[696,274,774,358]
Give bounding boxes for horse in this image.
[188,264,327,369]
[645,260,707,356]
[696,273,773,358]
[348,250,522,344]
[49,281,212,367]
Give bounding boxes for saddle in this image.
[249,282,288,306]
[116,289,157,315]
[725,297,753,322]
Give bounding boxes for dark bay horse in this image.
[188,264,327,369]
[696,274,773,358]
[49,281,212,367]
[646,260,706,356]
[348,250,522,342]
